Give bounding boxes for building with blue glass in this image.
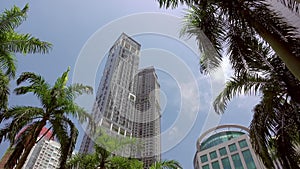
[194,124,265,169]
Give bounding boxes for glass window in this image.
[221,157,232,169]
[231,153,244,169]
[202,164,210,169]
[210,151,218,160]
[219,147,227,156]
[242,150,256,169]
[229,143,237,152]
[212,161,220,169]
[201,154,208,163]
[239,139,248,149]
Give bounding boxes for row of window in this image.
[200,139,248,163]
[201,149,256,169]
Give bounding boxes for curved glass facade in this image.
[199,131,245,151]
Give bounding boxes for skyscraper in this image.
[80,33,140,155]
[194,124,265,169]
[79,33,161,167]
[133,67,161,168]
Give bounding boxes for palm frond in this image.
[15,72,51,105]
[157,0,196,9]
[0,4,28,33]
[54,67,70,90]
[181,5,224,74]
[0,50,16,79]
[274,102,300,168]
[250,103,276,169]
[213,74,266,114]
[253,2,300,58]
[62,102,94,126]
[16,72,46,85]
[0,106,43,123]
[0,70,9,111]
[51,116,78,169]
[150,159,183,169]
[276,0,300,15]
[0,31,52,54]
[161,160,182,169]
[65,83,93,100]
[0,107,42,145]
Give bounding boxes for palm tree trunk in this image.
[14,119,47,169]
[250,18,300,81]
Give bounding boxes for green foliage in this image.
[149,160,183,169]
[109,156,143,169]
[0,4,52,112]
[0,68,93,169]
[66,153,99,169]
[66,143,143,169]
[157,0,300,168]
[95,128,138,153]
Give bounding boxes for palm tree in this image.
[0,67,93,169]
[66,144,143,169]
[149,160,182,169]
[157,0,300,80]
[211,37,300,168]
[157,0,300,168]
[0,4,52,111]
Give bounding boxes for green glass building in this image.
[194,124,266,169]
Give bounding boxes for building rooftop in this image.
[199,131,246,151]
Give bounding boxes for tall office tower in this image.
[79,33,141,156]
[133,66,161,168]
[194,125,266,169]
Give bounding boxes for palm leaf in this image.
[65,83,93,100]
[213,74,266,114]
[0,31,52,54]
[16,72,47,86]
[0,49,16,79]
[276,0,300,15]
[0,4,28,33]
[157,0,195,8]
[54,67,70,90]
[181,5,224,74]
[0,107,43,144]
[150,160,182,169]
[0,70,9,111]
[15,72,51,106]
[51,116,78,169]
[66,103,94,125]
[250,103,276,169]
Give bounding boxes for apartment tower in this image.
[80,33,140,155]
[80,33,161,167]
[133,67,161,168]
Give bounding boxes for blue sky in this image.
[0,1,261,168]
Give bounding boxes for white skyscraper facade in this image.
[80,33,140,155]
[133,67,161,168]
[80,33,161,168]
[22,138,61,169]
